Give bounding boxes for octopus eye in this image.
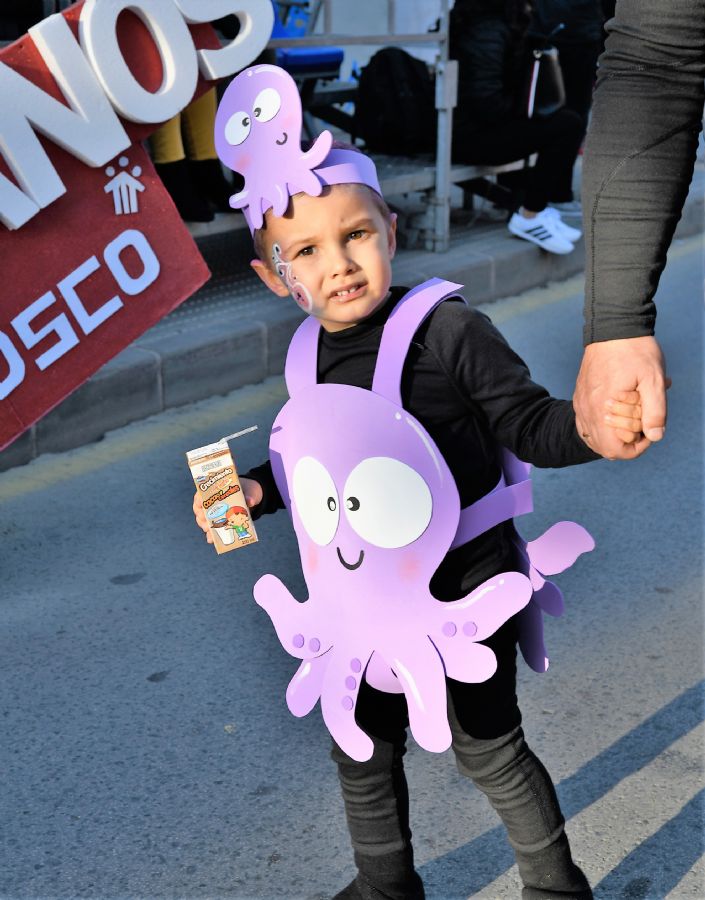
[252,87,282,123]
[224,110,251,146]
[343,458,432,549]
[293,456,340,546]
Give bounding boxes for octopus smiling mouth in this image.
[276,132,288,145]
[337,547,364,571]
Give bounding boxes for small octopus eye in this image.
[224,111,251,146]
[346,497,360,511]
[327,497,337,511]
[252,87,281,122]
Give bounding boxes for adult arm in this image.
[576,0,705,456]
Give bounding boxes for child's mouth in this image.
[332,284,365,301]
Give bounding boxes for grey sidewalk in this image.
[2,169,703,473]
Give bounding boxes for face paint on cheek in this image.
[272,243,314,313]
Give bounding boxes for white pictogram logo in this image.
[104,156,145,215]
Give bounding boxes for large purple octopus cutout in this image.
[214,64,333,230]
[254,372,535,762]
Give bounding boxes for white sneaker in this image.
[508,209,575,255]
[545,206,582,241]
[550,199,582,217]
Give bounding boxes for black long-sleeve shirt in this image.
[581,0,705,344]
[245,288,598,600]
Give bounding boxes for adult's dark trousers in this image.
[453,108,584,209]
[557,41,602,133]
[331,692,592,900]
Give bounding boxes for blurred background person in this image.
[450,0,584,255]
[530,0,606,214]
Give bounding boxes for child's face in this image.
[252,185,397,332]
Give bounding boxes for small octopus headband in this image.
[214,64,382,233]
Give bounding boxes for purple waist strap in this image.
[450,456,533,550]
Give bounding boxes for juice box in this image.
[186,439,258,554]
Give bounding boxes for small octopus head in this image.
[214,65,302,178]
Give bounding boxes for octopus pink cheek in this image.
[398,554,421,581]
[306,544,319,573]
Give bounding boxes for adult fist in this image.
[573,336,668,460]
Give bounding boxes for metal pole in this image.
[432,0,454,252]
[388,0,396,35]
[323,0,333,35]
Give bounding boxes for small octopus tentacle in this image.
[384,636,452,754]
[300,129,333,169]
[320,644,375,762]
[287,653,330,717]
[253,574,333,661]
[271,181,290,217]
[229,187,249,210]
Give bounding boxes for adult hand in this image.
[573,336,668,460]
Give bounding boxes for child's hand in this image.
[192,477,264,545]
[604,391,643,444]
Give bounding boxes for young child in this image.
[193,66,643,900]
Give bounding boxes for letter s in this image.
[173,0,274,80]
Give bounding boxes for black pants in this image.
[453,109,584,210]
[557,42,602,134]
[332,637,592,900]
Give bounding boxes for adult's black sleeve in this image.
[581,0,705,344]
[424,302,600,468]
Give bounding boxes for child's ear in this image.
[388,213,398,260]
[251,258,290,298]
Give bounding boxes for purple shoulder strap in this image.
[284,315,320,397]
[372,278,463,405]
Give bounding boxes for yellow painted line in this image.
[0,232,700,502]
[0,379,287,502]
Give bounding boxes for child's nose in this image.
[329,244,356,276]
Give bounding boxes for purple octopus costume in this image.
[214,65,594,763]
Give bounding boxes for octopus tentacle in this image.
[287,654,330,717]
[253,574,333,660]
[517,598,549,673]
[429,571,532,643]
[433,638,498,684]
[385,636,452,754]
[320,643,374,762]
[526,521,594,576]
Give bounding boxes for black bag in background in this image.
[520,45,566,118]
[354,47,437,155]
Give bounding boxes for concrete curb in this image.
[2,184,702,472]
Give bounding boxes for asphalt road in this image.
[0,234,702,900]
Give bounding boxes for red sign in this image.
[0,4,222,450]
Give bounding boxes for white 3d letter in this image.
[0,13,131,230]
[0,332,25,400]
[173,0,274,80]
[79,0,199,124]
